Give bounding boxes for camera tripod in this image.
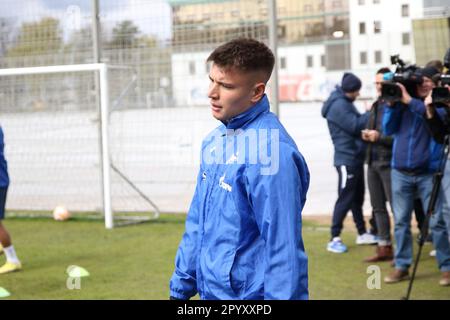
[403,135,450,300]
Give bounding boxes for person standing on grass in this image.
[361,67,395,262]
[0,125,22,274]
[362,68,428,263]
[169,38,310,300]
[321,72,377,254]
[382,67,450,286]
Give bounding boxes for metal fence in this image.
[0,0,447,217]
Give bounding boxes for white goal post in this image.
[0,64,114,228]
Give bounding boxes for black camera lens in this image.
[381,83,402,102]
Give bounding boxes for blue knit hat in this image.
[341,72,362,93]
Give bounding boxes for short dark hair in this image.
[376,67,391,75]
[207,38,275,83]
[425,60,444,73]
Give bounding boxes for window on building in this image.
[318,1,325,11]
[360,51,367,65]
[214,12,224,19]
[231,10,240,18]
[307,55,314,68]
[401,4,409,17]
[358,0,365,5]
[278,25,286,39]
[321,55,325,67]
[325,43,350,70]
[373,0,380,3]
[280,57,287,70]
[359,22,366,35]
[189,61,196,75]
[332,0,342,8]
[375,51,382,63]
[402,32,410,45]
[304,4,313,12]
[374,21,381,33]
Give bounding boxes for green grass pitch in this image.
[0,214,448,299]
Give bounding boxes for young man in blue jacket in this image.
[169,38,310,300]
[382,67,450,286]
[0,126,22,274]
[322,73,377,254]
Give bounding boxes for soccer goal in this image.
[0,63,160,228]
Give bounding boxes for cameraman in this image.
[362,68,427,263]
[382,66,450,286]
[424,81,450,276]
[424,88,449,144]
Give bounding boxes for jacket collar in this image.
[223,94,270,130]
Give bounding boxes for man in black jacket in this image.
[362,68,394,262]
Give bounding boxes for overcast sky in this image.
[0,0,172,40]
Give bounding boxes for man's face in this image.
[208,63,264,122]
[345,91,360,101]
[416,76,435,98]
[375,73,384,96]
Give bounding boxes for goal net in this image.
[0,63,162,228]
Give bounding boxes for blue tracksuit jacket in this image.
[0,126,9,188]
[321,86,369,167]
[170,95,310,300]
[382,98,443,173]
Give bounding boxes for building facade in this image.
[169,0,352,105]
[169,0,450,105]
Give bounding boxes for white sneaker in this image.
[356,233,378,245]
[429,250,436,257]
[327,237,348,253]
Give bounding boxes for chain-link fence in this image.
[0,0,448,220]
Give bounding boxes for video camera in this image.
[431,48,450,107]
[381,55,423,103]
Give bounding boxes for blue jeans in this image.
[391,169,450,272]
[440,159,450,243]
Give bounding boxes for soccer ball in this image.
[53,206,71,221]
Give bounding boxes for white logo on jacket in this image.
[219,175,232,192]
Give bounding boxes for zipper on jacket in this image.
[406,115,418,169]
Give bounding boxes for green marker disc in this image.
[0,287,11,298]
[67,265,90,278]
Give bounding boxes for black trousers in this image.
[331,165,367,239]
